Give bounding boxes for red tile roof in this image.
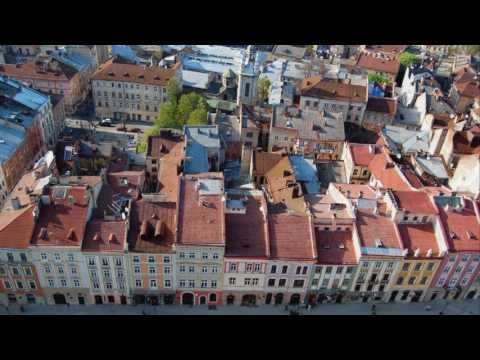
[92,58,180,86]
[177,173,225,246]
[368,149,413,191]
[129,199,177,253]
[437,199,480,253]
[300,76,368,103]
[82,220,127,252]
[253,151,284,177]
[225,194,270,258]
[331,183,377,201]
[392,190,437,215]
[356,207,403,250]
[0,58,78,81]
[147,132,182,158]
[357,53,400,75]
[366,97,397,114]
[397,224,440,257]
[349,143,378,166]
[365,45,407,57]
[401,167,423,189]
[31,187,90,247]
[268,212,316,261]
[158,142,183,203]
[0,205,36,249]
[315,229,358,265]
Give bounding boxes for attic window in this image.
[67,228,76,241]
[108,72,114,76]
[467,231,477,240]
[123,72,129,77]
[138,74,144,79]
[450,231,458,239]
[154,75,160,80]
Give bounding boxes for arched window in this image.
[209,293,217,302]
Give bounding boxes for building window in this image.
[293,280,305,288]
[54,253,61,261]
[271,265,277,274]
[296,266,301,275]
[211,280,217,288]
[57,266,64,274]
[23,267,32,276]
[375,262,382,269]
[73,279,80,288]
[244,82,250,98]
[60,279,67,287]
[189,266,195,273]
[336,266,343,274]
[420,276,428,285]
[408,276,416,285]
[189,280,195,288]
[164,280,171,288]
[244,278,251,286]
[315,266,322,274]
[150,279,157,288]
[148,256,155,263]
[229,263,237,272]
[402,263,410,272]
[88,258,96,266]
[414,263,422,272]
[102,258,109,266]
[11,267,19,276]
[189,252,195,259]
[362,262,369,269]
[115,258,122,267]
[346,266,354,274]
[164,266,171,274]
[179,252,185,259]
[202,266,208,273]
[20,253,27,262]
[246,264,254,272]
[134,266,141,274]
[213,253,219,260]
[41,253,47,260]
[212,266,218,273]
[268,279,275,287]
[325,266,332,274]
[0,266,5,276]
[461,255,469,262]
[396,277,404,285]
[179,280,186,288]
[4,280,12,289]
[179,265,185,273]
[279,279,287,287]
[149,267,156,274]
[135,279,142,288]
[229,277,236,285]
[281,265,288,274]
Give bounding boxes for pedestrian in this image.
[307,304,312,311]
[5,306,9,314]
[20,305,25,313]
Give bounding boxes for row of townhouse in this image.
[0,159,479,306]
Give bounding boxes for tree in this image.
[257,77,271,103]
[187,98,208,125]
[177,92,201,126]
[466,45,480,56]
[166,78,181,104]
[368,73,391,85]
[137,127,160,154]
[155,101,179,129]
[399,51,421,68]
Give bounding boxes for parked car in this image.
[99,118,112,127]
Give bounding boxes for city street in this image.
[1,299,479,316]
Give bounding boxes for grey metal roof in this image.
[289,155,320,194]
[415,155,449,179]
[274,107,345,142]
[383,125,429,154]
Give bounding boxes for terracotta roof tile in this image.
[92,58,180,86]
[356,53,400,75]
[315,229,358,265]
[0,205,36,249]
[0,59,78,81]
[129,199,177,253]
[225,194,269,258]
[398,224,440,257]
[268,212,316,260]
[392,190,437,215]
[349,143,378,166]
[368,149,413,191]
[83,220,126,252]
[147,132,182,158]
[356,207,403,250]
[437,199,480,253]
[31,186,90,247]
[177,173,225,246]
[330,183,377,201]
[366,97,397,114]
[253,151,283,177]
[300,76,367,103]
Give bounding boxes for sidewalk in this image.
[1,299,479,316]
